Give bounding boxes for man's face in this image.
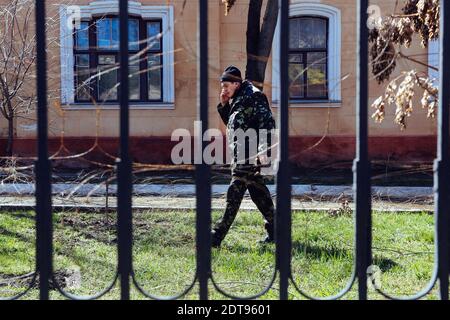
[221,81,240,99]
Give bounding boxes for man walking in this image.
[211,65,276,248]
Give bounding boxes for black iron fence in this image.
[1,0,449,300]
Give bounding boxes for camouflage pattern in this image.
[213,80,276,245]
[217,80,276,169]
[212,168,275,244]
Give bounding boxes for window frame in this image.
[288,15,329,101]
[60,2,175,109]
[271,2,341,107]
[72,15,164,104]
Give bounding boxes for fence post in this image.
[196,0,212,301]
[436,0,450,301]
[354,0,372,300]
[35,0,53,301]
[117,0,133,300]
[277,0,292,301]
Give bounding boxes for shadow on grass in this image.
[291,241,398,272]
[373,255,399,272]
[0,226,33,244]
[2,211,35,221]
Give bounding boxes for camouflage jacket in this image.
[217,80,276,167]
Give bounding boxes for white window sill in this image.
[271,101,342,108]
[62,103,175,110]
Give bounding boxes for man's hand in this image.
[220,89,230,106]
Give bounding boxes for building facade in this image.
[0,0,438,168]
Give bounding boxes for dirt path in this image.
[0,195,434,212]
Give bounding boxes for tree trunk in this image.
[6,116,14,157]
[245,0,279,91]
[245,0,263,82]
[255,0,279,88]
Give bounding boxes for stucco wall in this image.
[0,0,438,165]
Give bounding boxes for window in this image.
[272,3,341,105]
[60,2,175,108]
[428,39,439,84]
[288,16,328,100]
[73,17,163,103]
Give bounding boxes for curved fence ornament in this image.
[0,273,38,301]
[289,273,357,301]
[5,0,449,300]
[131,272,198,300]
[373,272,438,301]
[289,256,357,300]
[51,273,119,301]
[369,205,440,300]
[210,270,278,300]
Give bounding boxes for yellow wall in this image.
[1,0,437,140]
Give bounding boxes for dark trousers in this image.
[212,166,275,241]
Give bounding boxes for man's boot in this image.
[259,222,275,244]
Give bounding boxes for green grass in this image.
[0,209,438,300]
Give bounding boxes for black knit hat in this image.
[220,65,243,83]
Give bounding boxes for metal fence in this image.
[2,0,450,300]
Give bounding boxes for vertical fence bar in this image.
[276,0,292,301]
[354,0,372,300]
[196,0,211,300]
[35,0,53,301]
[435,0,450,301]
[117,0,132,300]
